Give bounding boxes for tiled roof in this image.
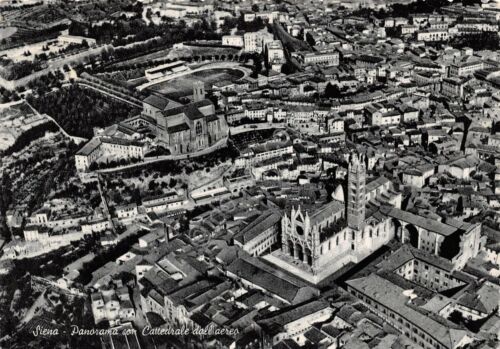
[143,95,171,110]
[227,255,318,304]
[347,273,469,349]
[234,211,281,245]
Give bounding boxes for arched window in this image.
[196,122,202,135]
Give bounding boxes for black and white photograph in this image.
[0,0,499,348]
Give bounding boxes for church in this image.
[139,81,228,154]
[272,153,401,284]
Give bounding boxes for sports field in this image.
[148,68,244,98]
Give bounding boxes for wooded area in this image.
[28,84,139,138]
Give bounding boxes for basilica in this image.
[139,82,228,154]
[275,153,402,283]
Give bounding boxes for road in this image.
[96,137,228,174]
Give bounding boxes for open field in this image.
[0,37,74,63]
[148,68,244,98]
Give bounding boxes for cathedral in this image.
[277,153,399,283]
[139,81,228,154]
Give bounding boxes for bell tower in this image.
[347,152,366,231]
[193,81,205,102]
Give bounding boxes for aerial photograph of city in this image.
[0,0,499,348]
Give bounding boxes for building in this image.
[140,86,227,155]
[347,273,474,349]
[75,137,145,172]
[441,77,468,99]
[449,60,484,78]
[58,34,97,46]
[234,211,281,256]
[258,300,334,346]
[266,40,285,71]
[142,191,188,215]
[222,35,244,47]
[347,153,366,231]
[384,207,482,269]
[417,29,449,42]
[226,254,320,305]
[140,276,232,327]
[144,61,189,81]
[244,30,274,53]
[276,153,395,284]
[295,50,340,67]
[91,286,135,326]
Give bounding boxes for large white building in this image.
[417,29,449,42]
[75,137,146,172]
[266,40,285,71]
[222,35,244,48]
[295,50,340,67]
[91,287,135,326]
[449,60,484,77]
[244,30,274,53]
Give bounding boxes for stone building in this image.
[347,153,366,231]
[278,153,395,283]
[141,84,227,154]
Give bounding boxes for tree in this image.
[281,61,297,75]
[251,54,263,77]
[169,178,177,188]
[324,83,342,98]
[221,17,238,34]
[252,4,259,12]
[306,32,316,47]
[148,180,157,191]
